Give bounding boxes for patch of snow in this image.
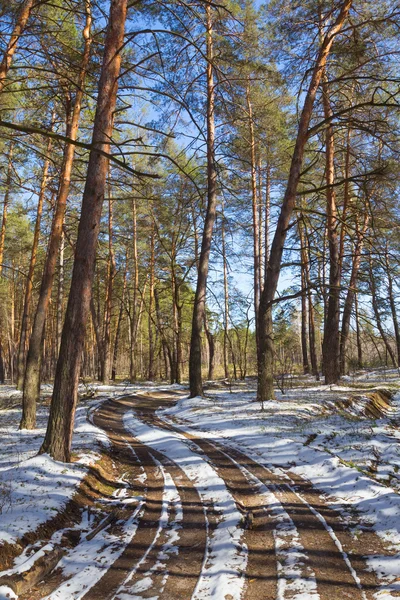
[0,586,17,600]
[44,501,144,600]
[124,411,247,600]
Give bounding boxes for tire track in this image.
[131,390,382,600]
[84,396,207,600]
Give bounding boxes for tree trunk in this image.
[264,163,271,280]
[21,1,92,430]
[339,213,368,374]
[16,128,53,390]
[0,141,14,275]
[303,221,320,379]
[321,71,341,385]
[204,312,215,381]
[298,221,309,374]
[101,176,115,382]
[154,287,171,382]
[189,1,217,398]
[221,206,230,379]
[354,291,362,368]
[0,0,37,92]
[246,79,260,342]
[40,0,128,461]
[56,229,65,353]
[368,256,396,367]
[112,267,127,381]
[257,0,352,402]
[148,223,155,380]
[384,245,400,367]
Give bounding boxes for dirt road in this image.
[13,390,399,599]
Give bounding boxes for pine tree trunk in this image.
[154,287,171,382]
[148,223,155,380]
[303,222,320,379]
[204,312,215,381]
[221,206,230,379]
[112,267,127,381]
[56,229,65,353]
[246,80,260,342]
[21,2,92,430]
[0,0,36,92]
[321,72,341,385]
[339,214,368,373]
[385,245,400,367]
[264,163,270,280]
[189,1,217,397]
[16,128,53,390]
[355,291,363,368]
[101,178,115,383]
[257,0,352,403]
[369,256,396,367]
[0,141,14,275]
[40,0,127,461]
[298,221,310,374]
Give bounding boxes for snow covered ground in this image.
[159,375,400,598]
[0,382,141,546]
[1,374,400,599]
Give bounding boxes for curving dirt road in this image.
[16,390,399,599]
[82,390,393,600]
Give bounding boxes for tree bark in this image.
[246,79,260,342]
[298,221,309,374]
[354,291,362,368]
[56,229,65,353]
[204,311,215,381]
[321,71,341,385]
[303,220,319,379]
[257,0,352,402]
[16,128,53,390]
[0,141,14,275]
[101,176,115,382]
[148,222,155,380]
[20,2,92,430]
[0,0,37,93]
[384,244,400,367]
[40,0,128,461]
[339,213,368,374]
[368,255,396,367]
[221,206,230,379]
[189,1,217,397]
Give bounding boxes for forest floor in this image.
[1,372,400,599]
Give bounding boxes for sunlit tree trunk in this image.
[16,127,53,390]
[298,220,310,374]
[0,0,37,93]
[257,0,352,403]
[0,141,14,274]
[339,213,368,373]
[40,0,128,461]
[321,71,341,385]
[21,1,92,430]
[189,1,217,397]
[112,266,127,381]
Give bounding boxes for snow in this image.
[44,502,144,600]
[0,383,143,547]
[0,586,17,600]
[124,410,248,600]
[116,464,183,600]
[2,377,400,598]
[159,379,400,595]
